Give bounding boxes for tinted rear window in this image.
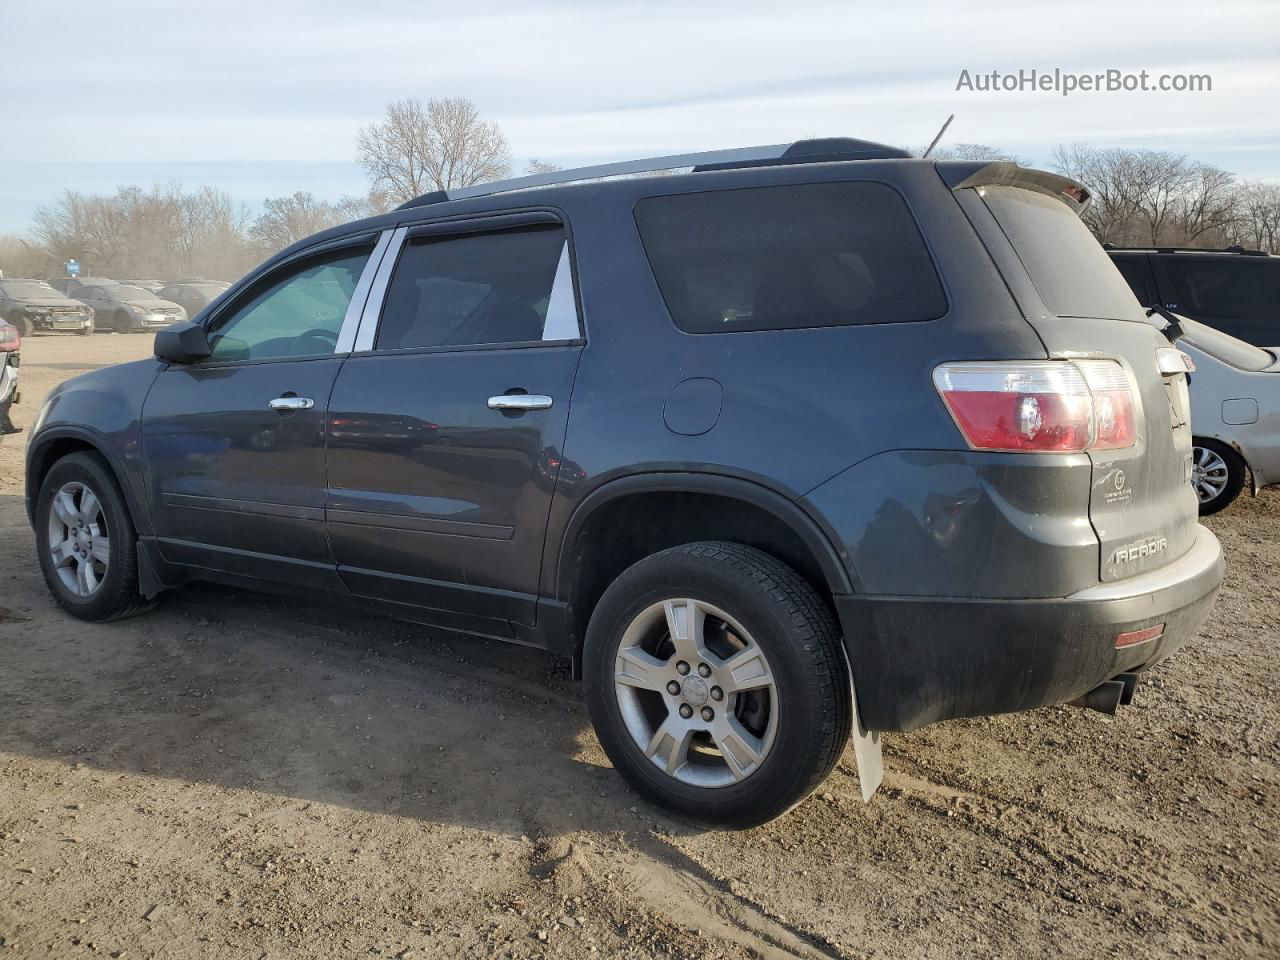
[634,182,946,333]
[981,186,1141,321]
[1159,258,1279,345]
[377,226,571,350]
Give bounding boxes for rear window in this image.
[1159,258,1280,345]
[981,186,1141,321]
[376,226,576,350]
[634,182,946,333]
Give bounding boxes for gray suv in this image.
[25,138,1225,827]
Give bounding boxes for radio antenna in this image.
[921,114,955,158]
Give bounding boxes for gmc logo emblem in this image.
[1112,538,1168,564]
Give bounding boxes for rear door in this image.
[962,182,1197,582]
[141,238,379,589]
[325,213,584,631]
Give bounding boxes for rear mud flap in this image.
[840,645,883,801]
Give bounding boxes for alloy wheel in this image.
[613,597,778,788]
[1192,445,1230,504]
[46,480,110,598]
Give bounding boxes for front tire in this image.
[583,542,851,829]
[1192,439,1245,515]
[9,313,31,338]
[35,452,151,621]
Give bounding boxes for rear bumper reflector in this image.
[1114,624,1165,649]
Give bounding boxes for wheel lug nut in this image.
[701,707,714,722]
[679,704,693,719]
[666,680,680,695]
[675,661,690,676]
[711,686,723,701]
[697,663,711,678]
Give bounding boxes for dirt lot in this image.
[0,333,1276,960]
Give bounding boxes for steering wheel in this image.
[293,328,339,354]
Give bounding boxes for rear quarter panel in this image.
[540,162,1050,597]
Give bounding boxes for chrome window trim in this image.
[334,229,395,354]
[541,243,580,341]
[353,226,408,352]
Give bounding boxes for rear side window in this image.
[981,187,1141,321]
[634,182,946,333]
[376,226,577,350]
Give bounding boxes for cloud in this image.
[0,0,1276,230]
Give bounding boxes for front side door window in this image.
[206,248,372,362]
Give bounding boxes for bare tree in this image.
[1175,163,1237,244]
[357,97,511,203]
[525,159,562,175]
[1232,181,1280,252]
[927,143,1025,163]
[249,192,349,253]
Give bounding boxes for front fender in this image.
[26,359,162,533]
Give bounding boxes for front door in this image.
[325,216,584,630]
[141,240,378,589]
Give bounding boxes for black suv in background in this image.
[1108,246,1280,347]
[26,139,1224,827]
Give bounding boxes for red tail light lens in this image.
[933,360,1138,454]
[1076,360,1137,450]
[0,323,19,352]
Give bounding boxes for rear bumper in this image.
[835,525,1224,732]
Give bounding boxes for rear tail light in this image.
[0,324,19,352]
[933,360,1139,453]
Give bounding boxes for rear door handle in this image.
[487,395,553,411]
[268,396,315,411]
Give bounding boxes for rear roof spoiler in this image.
[940,161,1091,214]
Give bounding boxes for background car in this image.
[121,278,165,293]
[47,276,117,297]
[1157,315,1280,514]
[1110,245,1280,348]
[0,319,20,434]
[72,283,186,333]
[0,278,94,336]
[157,281,232,319]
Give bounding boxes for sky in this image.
[1,0,1278,233]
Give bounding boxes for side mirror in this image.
[154,320,212,364]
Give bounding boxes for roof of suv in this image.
[1106,244,1272,258]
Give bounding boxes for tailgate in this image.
[1032,316,1197,581]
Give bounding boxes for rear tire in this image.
[1192,439,1245,516]
[35,452,153,621]
[583,541,851,829]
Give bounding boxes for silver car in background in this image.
[1171,316,1280,513]
[73,283,187,333]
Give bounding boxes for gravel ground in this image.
[0,333,1276,959]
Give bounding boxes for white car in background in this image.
[1169,316,1280,514]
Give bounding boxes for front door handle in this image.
[487,395,553,411]
[268,396,315,412]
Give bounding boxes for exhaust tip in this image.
[1067,679,1126,715]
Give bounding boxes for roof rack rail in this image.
[1103,243,1270,257]
[397,137,914,210]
